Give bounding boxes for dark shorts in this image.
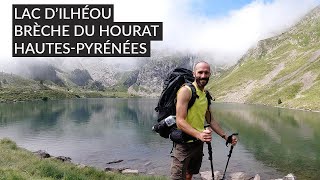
[171,141,204,180]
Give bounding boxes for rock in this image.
[105,167,126,173]
[200,171,222,180]
[199,171,295,180]
[69,69,92,86]
[55,156,72,162]
[147,172,155,175]
[283,173,296,180]
[77,164,87,168]
[121,169,139,174]
[253,174,260,180]
[106,159,123,164]
[144,161,152,166]
[33,150,50,158]
[230,172,246,180]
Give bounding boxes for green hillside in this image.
[0,72,135,103]
[0,72,81,102]
[208,6,320,111]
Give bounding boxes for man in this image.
[171,61,238,180]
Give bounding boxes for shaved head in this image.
[193,61,211,72]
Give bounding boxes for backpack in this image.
[153,67,212,139]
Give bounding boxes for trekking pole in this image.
[221,145,233,180]
[221,133,238,180]
[206,141,214,180]
[204,125,214,180]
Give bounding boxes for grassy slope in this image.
[0,138,167,180]
[0,72,135,103]
[208,7,320,111]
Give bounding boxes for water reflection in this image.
[0,100,319,179]
[213,103,320,179]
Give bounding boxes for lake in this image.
[0,98,319,179]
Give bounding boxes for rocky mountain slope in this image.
[0,52,200,99]
[208,6,320,111]
[127,52,196,97]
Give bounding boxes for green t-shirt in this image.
[178,82,208,132]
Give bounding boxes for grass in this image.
[209,58,273,96]
[0,88,137,103]
[247,85,280,105]
[247,82,303,107]
[288,81,320,110]
[0,138,168,180]
[272,53,311,82]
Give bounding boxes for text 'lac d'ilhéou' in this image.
[14,5,112,20]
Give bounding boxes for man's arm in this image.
[206,110,238,145]
[176,86,212,142]
[206,110,228,141]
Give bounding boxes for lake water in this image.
[0,98,319,179]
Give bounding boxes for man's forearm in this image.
[210,119,227,140]
[176,118,201,139]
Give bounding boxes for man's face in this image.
[194,62,211,89]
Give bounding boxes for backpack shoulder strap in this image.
[205,90,213,110]
[183,83,212,110]
[185,83,198,109]
[205,90,213,124]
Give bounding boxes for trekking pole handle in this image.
[226,133,238,147]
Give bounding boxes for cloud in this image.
[1,0,319,65]
[156,0,320,64]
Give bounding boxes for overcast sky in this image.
[1,0,319,65]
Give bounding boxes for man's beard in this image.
[195,77,209,88]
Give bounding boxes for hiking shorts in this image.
[171,140,204,180]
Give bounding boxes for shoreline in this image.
[2,138,296,180]
[212,100,320,113]
[1,95,320,113]
[0,138,167,180]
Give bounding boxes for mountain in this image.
[0,72,79,102]
[207,6,320,111]
[127,52,196,97]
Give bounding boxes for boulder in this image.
[77,164,87,168]
[200,171,222,180]
[105,167,126,173]
[253,174,260,180]
[33,150,50,158]
[106,159,123,164]
[283,173,296,180]
[121,169,139,174]
[230,172,246,180]
[55,156,72,162]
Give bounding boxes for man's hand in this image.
[198,128,212,142]
[226,133,238,146]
